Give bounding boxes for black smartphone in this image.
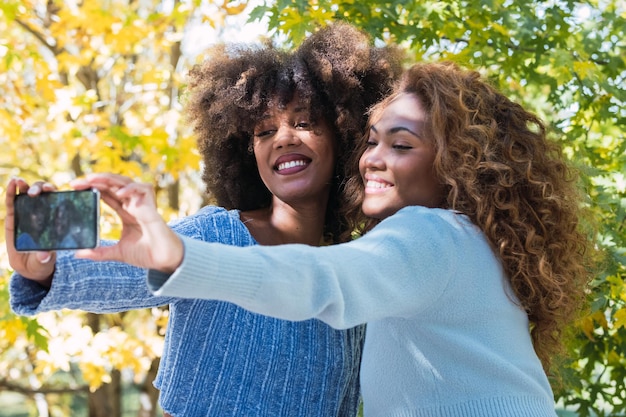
[14,189,100,251]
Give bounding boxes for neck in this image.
[240,195,329,246]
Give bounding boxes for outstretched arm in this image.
[72,173,465,330]
[148,208,464,329]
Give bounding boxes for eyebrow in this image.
[370,125,421,138]
[259,105,308,121]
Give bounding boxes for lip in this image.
[363,173,393,193]
[274,153,312,174]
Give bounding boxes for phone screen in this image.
[14,189,100,251]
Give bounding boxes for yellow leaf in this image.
[577,310,608,340]
[80,362,111,392]
[573,60,598,81]
[614,307,626,330]
[607,350,622,366]
[0,317,26,344]
[578,314,596,340]
[224,2,248,16]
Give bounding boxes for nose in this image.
[360,145,385,170]
[273,124,302,149]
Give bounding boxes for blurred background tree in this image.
[0,0,261,416]
[0,0,624,416]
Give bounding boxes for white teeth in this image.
[366,180,391,189]
[277,160,307,171]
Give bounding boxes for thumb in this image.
[36,252,53,264]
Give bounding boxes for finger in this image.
[116,182,155,206]
[41,182,57,192]
[72,175,130,198]
[96,188,139,224]
[98,189,125,212]
[27,181,56,196]
[75,246,121,263]
[70,178,93,191]
[116,183,160,220]
[5,178,17,245]
[82,173,134,189]
[13,177,31,194]
[6,177,17,211]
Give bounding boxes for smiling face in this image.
[29,211,46,234]
[252,99,336,205]
[54,204,71,235]
[359,93,443,220]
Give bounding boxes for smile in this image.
[276,160,309,172]
[365,180,393,189]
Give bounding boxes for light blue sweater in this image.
[149,206,558,417]
[10,206,364,417]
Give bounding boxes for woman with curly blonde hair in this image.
[67,61,592,417]
[342,61,592,374]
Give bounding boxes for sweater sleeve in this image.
[10,241,174,316]
[149,207,467,329]
[10,206,247,316]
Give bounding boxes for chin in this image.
[363,205,403,221]
[362,207,388,220]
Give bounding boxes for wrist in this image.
[160,232,184,274]
[37,275,53,288]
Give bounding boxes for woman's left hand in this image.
[72,173,184,273]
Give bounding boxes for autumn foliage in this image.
[1,0,625,416]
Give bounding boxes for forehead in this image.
[370,93,427,129]
[256,100,315,129]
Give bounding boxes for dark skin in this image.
[243,100,336,246]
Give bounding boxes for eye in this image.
[365,139,377,147]
[295,120,311,129]
[254,130,275,138]
[253,129,276,138]
[393,144,413,150]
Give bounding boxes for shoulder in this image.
[362,206,487,264]
[16,233,36,247]
[376,206,479,238]
[168,206,255,245]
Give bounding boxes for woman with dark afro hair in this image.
[6,23,402,416]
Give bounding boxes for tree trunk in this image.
[85,313,122,417]
[87,369,122,417]
[137,357,161,417]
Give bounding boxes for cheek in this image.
[358,153,367,177]
[324,142,337,167]
[252,141,269,163]
[315,133,336,157]
[315,136,337,175]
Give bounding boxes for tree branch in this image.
[0,379,89,395]
[13,18,64,56]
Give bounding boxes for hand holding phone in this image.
[5,178,59,285]
[70,173,183,273]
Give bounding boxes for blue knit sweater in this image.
[10,206,365,417]
[149,206,559,417]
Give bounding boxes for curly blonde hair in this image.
[343,61,592,374]
[183,23,403,243]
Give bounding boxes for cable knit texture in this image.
[10,206,365,417]
[150,206,558,417]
